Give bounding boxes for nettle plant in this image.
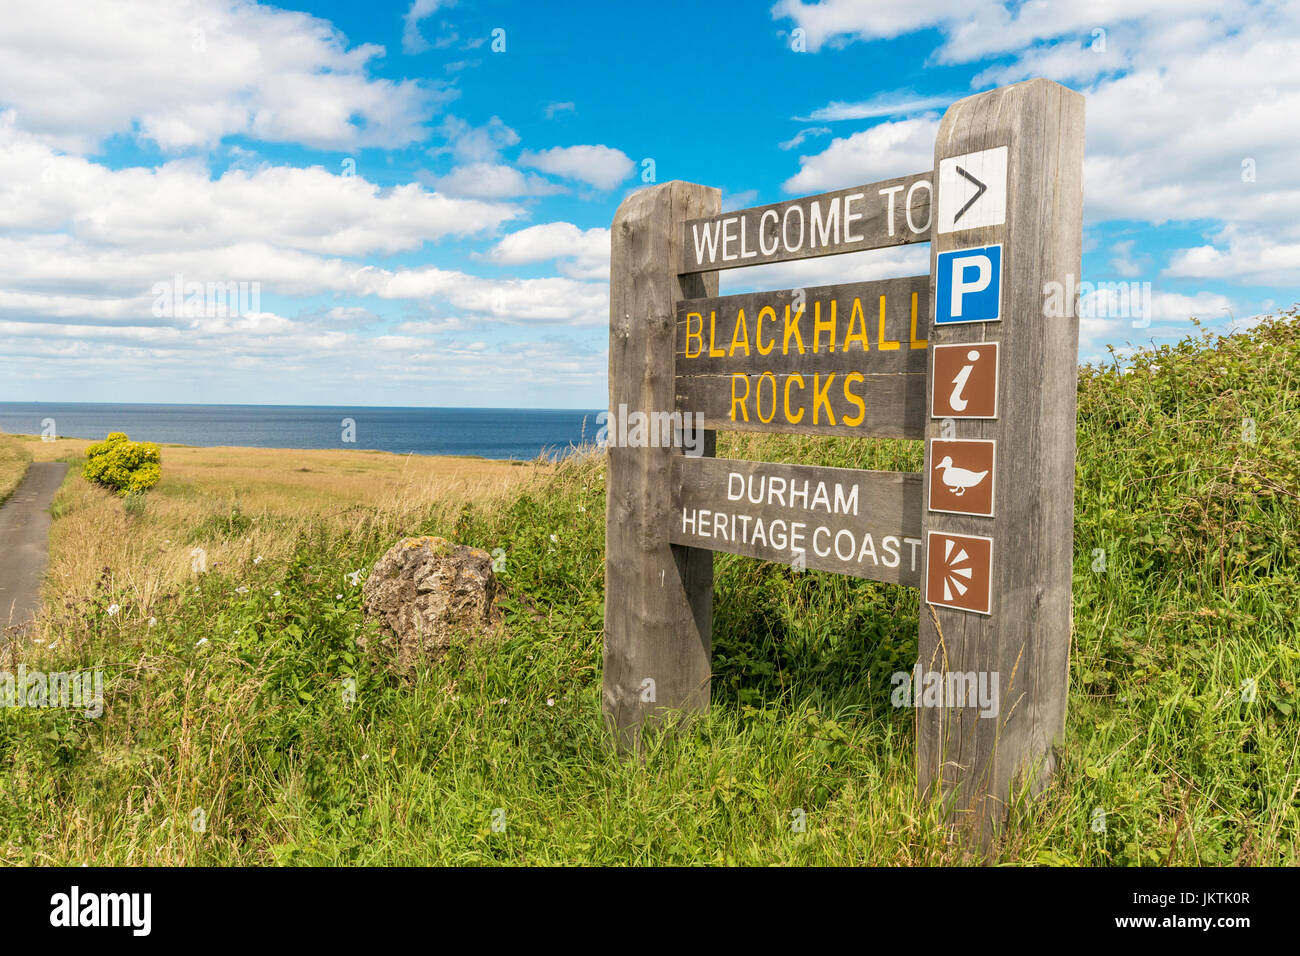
[82,432,162,496]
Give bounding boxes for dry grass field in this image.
[7,434,549,620]
[0,433,32,504]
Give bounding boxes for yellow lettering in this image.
[878,295,900,350]
[842,372,866,426]
[813,373,836,425]
[708,310,725,358]
[783,305,805,355]
[685,312,703,358]
[756,306,776,355]
[842,297,870,352]
[729,308,750,356]
[756,372,777,423]
[784,374,805,424]
[730,374,750,422]
[909,291,928,349]
[813,300,836,353]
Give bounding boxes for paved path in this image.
[0,462,68,633]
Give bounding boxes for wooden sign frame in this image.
[603,79,1084,839]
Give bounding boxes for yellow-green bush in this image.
[82,432,161,495]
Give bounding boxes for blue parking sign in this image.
[935,244,1002,325]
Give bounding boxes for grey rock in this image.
[361,535,500,669]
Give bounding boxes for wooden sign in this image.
[670,456,922,586]
[604,79,1084,842]
[674,275,929,439]
[680,172,932,274]
[917,79,1084,836]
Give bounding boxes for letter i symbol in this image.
[949,349,981,412]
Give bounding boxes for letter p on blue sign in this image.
[936,244,1002,325]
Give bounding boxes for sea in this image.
[0,403,604,461]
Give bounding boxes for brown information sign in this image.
[930,342,999,419]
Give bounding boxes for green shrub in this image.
[82,432,162,496]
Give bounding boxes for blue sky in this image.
[1,0,1295,409]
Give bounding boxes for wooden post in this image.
[603,181,719,747]
[917,79,1085,835]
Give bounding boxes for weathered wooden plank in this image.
[675,275,930,376]
[679,171,933,273]
[916,79,1084,842]
[604,181,719,748]
[670,456,923,586]
[675,370,927,439]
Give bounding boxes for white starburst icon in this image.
[940,537,974,601]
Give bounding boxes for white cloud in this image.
[431,163,565,199]
[779,3,1300,290]
[778,127,831,151]
[722,189,760,212]
[771,0,1240,61]
[519,145,635,191]
[1077,289,1235,359]
[0,123,605,330]
[487,223,610,280]
[1109,240,1141,279]
[433,115,520,163]
[782,116,938,194]
[0,313,607,407]
[795,93,953,122]
[0,118,520,260]
[1165,231,1300,286]
[770,0,962,52]
[0,0,444,152]
[403,0,455,54]
[720,244,931,295]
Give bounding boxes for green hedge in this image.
[82,432,161,495]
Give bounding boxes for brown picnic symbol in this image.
[603,79,1084,839]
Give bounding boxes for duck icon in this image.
[934,456,988,497]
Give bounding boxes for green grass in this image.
[1,312,1297,865]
